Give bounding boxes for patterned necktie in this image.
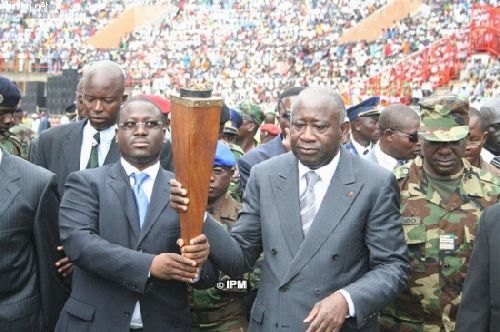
[86,132,100,169]
[491,156,500,169]
[299,171,321,236]
[132,172,150,228]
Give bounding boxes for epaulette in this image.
[394,164,411,180]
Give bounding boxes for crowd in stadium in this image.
[1,0,495,106]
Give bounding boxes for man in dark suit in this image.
[0,77,65,331]
[455,203,500,332]
[172,87,410,331]
[238,86,304,195]
[31,60,173,195]
[56,97,217,332]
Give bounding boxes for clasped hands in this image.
[150,179,210,283]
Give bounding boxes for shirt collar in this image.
[350,134,372,155]
[120,157,160,183]
[84,121,118,144]
[0,148,3,165]
[298,150,340,184]
[374,143,398,169]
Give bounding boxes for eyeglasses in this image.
[425,139,465,150]
[390,129,419,143]
[119,120,163,130]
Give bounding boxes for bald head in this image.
[379,104,419,133]
[83,61,125,95]
[292,86,346,124]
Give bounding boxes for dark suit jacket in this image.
[0,152,65,332]
[55,162,217,332]
[31,120,174,195]
[205,148,410,331]
[238,135,285,195]
[455,203,500,332]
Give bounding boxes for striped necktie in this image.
[491,156,500,169]
[299,171,321,236]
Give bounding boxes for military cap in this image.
[229,108,242,129]
[260,123,280,137]
[213,141,236,167]
[346,96,381,121]
[223,120,238,136]
[0,76,21,108]
[418,94,469,142]
[237,101,265,126]
[138,94,171,114]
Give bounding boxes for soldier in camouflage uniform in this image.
[380,94,500,332]
[0,76,23,157]
[10,108,36,160]
[190,142,248,332]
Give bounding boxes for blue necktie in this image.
[132,172,150,228]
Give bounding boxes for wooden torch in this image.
[170,93,222,245]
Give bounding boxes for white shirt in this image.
[0,148,3,164]
[79,122,118,170]
[374,143,398,171]
[297,150,355,318]
[120,158,160,329]
[349,134,373,158]
[481,148,496,164]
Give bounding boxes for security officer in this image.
[344,96,381,157]
[10,108,36,160]
[0,76,23,157]
[190,141,248,331]
[380,94,500,332]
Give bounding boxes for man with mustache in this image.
[366,104,421,170]
[380,94,500,332]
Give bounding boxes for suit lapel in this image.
[62,121,85,173]
[104,138,120,165]
[281,149,362,286]
[108,163,141,240]
[138,169,170,246]
[0,154,21,219]
[273,153,303,257]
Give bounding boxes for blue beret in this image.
[213,141,236,167]
[229,108,243,129]
[347,96,381,121]
[0,76,21,108]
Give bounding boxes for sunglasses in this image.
[390,128,419,143]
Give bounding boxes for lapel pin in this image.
[346,191,353,197]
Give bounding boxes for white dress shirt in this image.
[350,134,373,158]
[120,158,160,329]
[374,143,398,171]
[481,148,496,164]
[297,151,356,317]
[0,148,3,164]
[79,122,118,170]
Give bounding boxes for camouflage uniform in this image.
[380,94,500,332]
[9,125,35,160]
[0,134,22,157]
[190,194,248,332]
[228,143,243,202]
